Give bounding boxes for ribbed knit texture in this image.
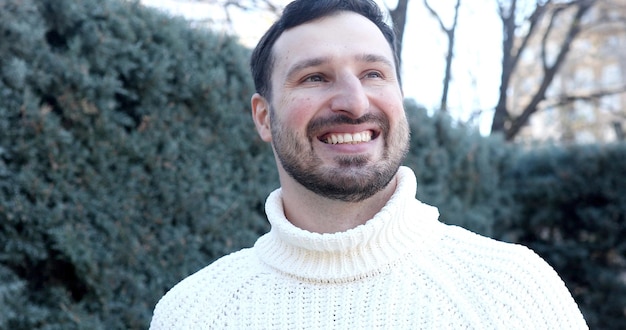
[150,166,588,329]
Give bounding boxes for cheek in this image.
[276,95,318,128]
[374,90,405,121]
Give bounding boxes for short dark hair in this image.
[250,0,400,101]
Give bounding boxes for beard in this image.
[270,111,410,203]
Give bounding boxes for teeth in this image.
[325,131,372,145]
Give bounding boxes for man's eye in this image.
[364,71,383,79]
[303,75,324,82]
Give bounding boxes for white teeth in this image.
[325,131,372,144]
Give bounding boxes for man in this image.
[151,0,588,328]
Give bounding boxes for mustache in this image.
[307,113,389,136]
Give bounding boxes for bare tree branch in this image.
[612,121,624,140]
[491,0,518,132]
[180,0,282,14]
[544,86,626,108]
[171,0,283,29]
[387,0,410,71]
[540,3,568,70]
[491,0,600,141]
[515,2,551,71]
[423,0,461,112]
[493,0,550,131]
[506,0,597,140]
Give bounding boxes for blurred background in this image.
[144,0,626,143]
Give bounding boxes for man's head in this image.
[250,0,400,101]
[251,0,409,203]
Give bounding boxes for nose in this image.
[329,73,370,118]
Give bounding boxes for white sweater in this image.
[150,166,587,329]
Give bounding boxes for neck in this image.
[279,173,399,234]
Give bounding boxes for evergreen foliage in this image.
[403,100,515,237]
[0,0,275,328]
[498,143,626,330]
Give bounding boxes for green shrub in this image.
[0,0,275,328]
[499,143,626,329]
[403,100,515,237]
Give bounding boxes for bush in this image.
[403,100,515,237]
[0,0,276,328]
[498,143,626,329]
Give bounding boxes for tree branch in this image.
[516,2,550,72]
[423,0,450,33]
[545,86,626,108]
[423,0,461,112]
[505,0,597,140]
[388,0,410,70]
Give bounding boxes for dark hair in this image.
[250,0,400,101]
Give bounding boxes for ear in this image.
[251,93,272,142]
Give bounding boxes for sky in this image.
[141,0,503,134]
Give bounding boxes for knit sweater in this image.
[150,166,587,329]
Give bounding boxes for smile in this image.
[322,131,373,145]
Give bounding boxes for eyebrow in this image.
[357,53,394,69]
[285,56,330,80]
[285,53,394,79]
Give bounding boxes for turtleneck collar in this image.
[254,166,443,283]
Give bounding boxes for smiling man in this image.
[251,8,410,233]
[150,0,587,328]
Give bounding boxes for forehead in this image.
[271,11,395,76]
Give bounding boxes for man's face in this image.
[252,11,409,202]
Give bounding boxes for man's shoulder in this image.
[429,225,587,328]
[149,248,261,329]
[438,224,552,273]
[438,225,578,303]
[417,222,573,297]
[187,247,257,282]
[163,247,259,296]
